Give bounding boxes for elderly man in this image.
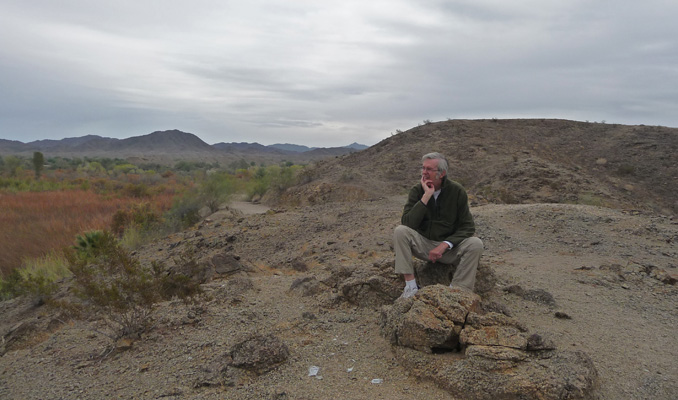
[394,152,483,298]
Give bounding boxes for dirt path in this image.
[228,201,271,215]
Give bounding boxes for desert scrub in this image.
[110,203,161,237]
[245,164,302,201]
[199,171,237,212]
[67,231,203,339]
[164,191,203,230]
[478,185,519,204]
[0,251,70,301]
[0,268,59,302]
[617,164,636,176]
[576,192,605,207]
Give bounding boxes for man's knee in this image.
[463,237,484,253]
[393,224,412,241]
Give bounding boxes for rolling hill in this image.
[0,130,365,165]
[286,119,677,215]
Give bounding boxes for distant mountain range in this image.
[0,130,369,164]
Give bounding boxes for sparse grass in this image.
[575,192,605,207]
[19,250,71,283]
[478,185,519,204]
[340,169,357,182]
[119,226,146,250]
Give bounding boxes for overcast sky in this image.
[1,1,677,147]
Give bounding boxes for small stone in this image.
[555,311,572,319]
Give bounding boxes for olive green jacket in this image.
[401,178,476,246]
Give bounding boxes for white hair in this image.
[422,152,448,175]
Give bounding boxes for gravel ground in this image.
[1,198,676,399]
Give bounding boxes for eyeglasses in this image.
[421,167,439,173]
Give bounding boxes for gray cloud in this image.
[1,0,677,147]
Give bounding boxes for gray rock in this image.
[526,333,557,351]
[460,325,528,349]
[438,349,597,400]
[212,274,255,304]
[465,345,529,362]
[228,334,290,375]
[380,285,481,353]
[199,251,255,283]
[210,252,248,276]
[288,276,324,296]
[466,311,528,332]
[326,260,402,307]
[322,258,496,308]
[382,285,598,399]
[504,284,557,307]
[339,274,401,307]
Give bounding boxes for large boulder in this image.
[380,285,481,352]
[393,345,598,400]
[381,285,598,400]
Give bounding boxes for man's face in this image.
[421,159,445,189]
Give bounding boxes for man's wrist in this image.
[444,241,453,250]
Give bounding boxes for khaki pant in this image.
[393,225,484,291]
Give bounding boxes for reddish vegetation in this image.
[0,190,174,276]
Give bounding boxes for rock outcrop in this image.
[196,333,290,388]
[288,257,499,308]
[288,260,402,307]
[381,285,598,400]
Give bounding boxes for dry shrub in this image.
[67,232,203,339]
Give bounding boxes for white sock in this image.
[405,279,418,290]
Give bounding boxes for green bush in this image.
[246,172,269,200]
[33,152,45,179]
[165,192,202,230]
[199,172,236,212]
[111,203,160,237]
[0,250,71,301]
[73,230,106,260]
[0,266,61,302]
[0,269,25,300]
[122,183,150,198]
[119,226,145,250]
[67,232,203,339]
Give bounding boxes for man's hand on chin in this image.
[420,176,435,204]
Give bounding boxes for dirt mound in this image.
[290,119,678,215]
